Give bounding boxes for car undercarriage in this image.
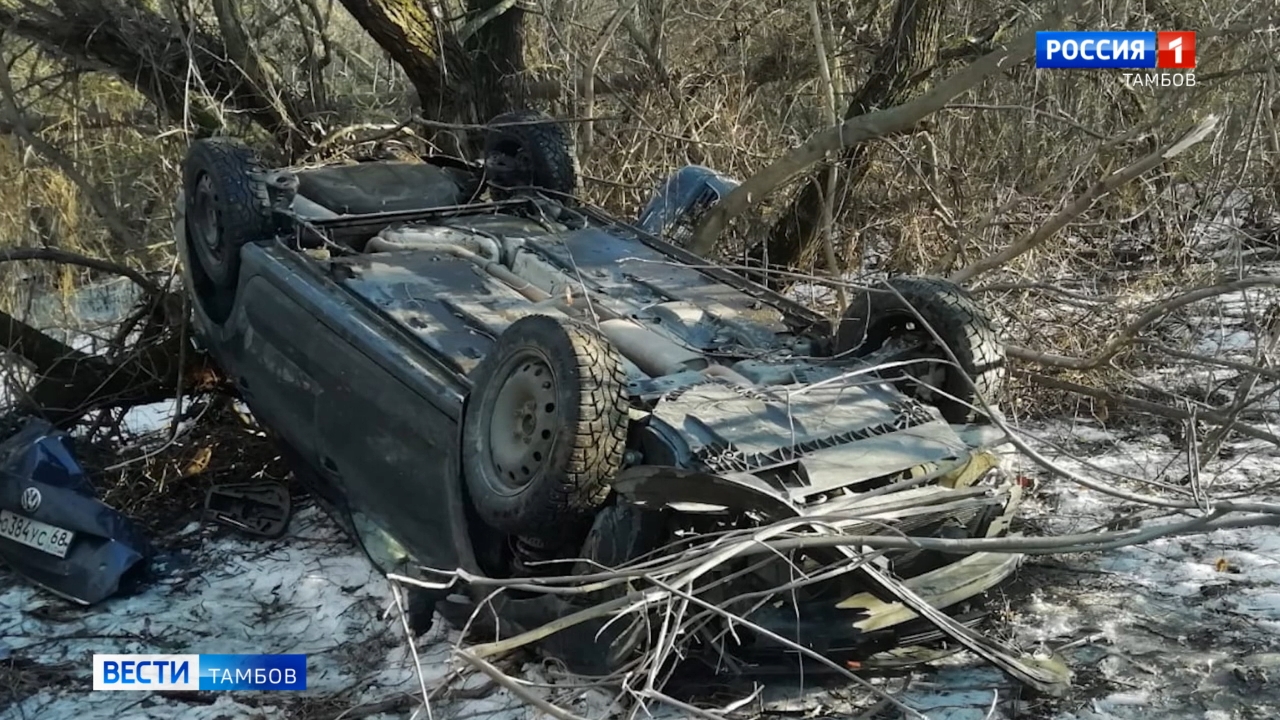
[170,111,1052,683]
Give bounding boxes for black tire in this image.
[462,314,629,538]
[404,586,438,635]
[483,110,579,200]
[834,276,1005,424]
[551,501,668,675]
[182,138,273,292]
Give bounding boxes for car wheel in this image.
[483,110,580,201]
[546,501,668,675]
[462,314,629,539]
[182,138,273,296]
[834,276,1005,424]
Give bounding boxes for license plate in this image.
[0,509,75,558]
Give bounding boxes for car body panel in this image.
[0,419,152,605]
[177,207,480,574]
[538,226,791,335]
[636,164,742,244]
[335,250,535,377]
[645,379,972,500]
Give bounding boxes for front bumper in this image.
[467,449,1027,675]
[698,449,1026,664]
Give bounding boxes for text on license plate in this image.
[0,510,75,558]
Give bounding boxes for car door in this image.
[307,323,463,570]
[225,245,466,570]
[229,272,326,465]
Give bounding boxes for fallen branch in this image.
[455,650,592,720]
[950,114,1220,283]
[1006,276,1280,370]
[1016,370,1280,447]
[325,672,496,720]
[328,694,416,720]
[0,298,219,426]
[1197,312,1280,465]
[0,247,160,295]
[1140,339,1280,383]
[685,22,1050,257]
[638,574,930,717]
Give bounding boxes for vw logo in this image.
[20,487,41,513]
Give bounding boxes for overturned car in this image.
[173,111,1023,676]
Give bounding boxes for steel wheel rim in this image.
[485,351,560,495]
[191,174,224,265]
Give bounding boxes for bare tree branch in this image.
[950,114,1221,283]
[685,24,1047,257]
[0,55,136,248]
[1018,370,1280,446]
[579,1,638,156]
[1006,276,1280,371]
[0,247,159,295]
[0,3,310,147]
[211,0,307,152]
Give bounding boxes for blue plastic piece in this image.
[0,418,151,604]
[635,165,741,243]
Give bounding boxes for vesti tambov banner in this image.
[93,654,307,691]
[1035,31,1197,69]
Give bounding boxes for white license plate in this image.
[0,509,75,558]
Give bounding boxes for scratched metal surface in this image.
[329,220,801,374]
[334,252,528,376]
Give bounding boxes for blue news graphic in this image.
[200,654,307,691]
[93,654,307,691]
[1036,31,1156,69]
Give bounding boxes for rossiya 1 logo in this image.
[1035,31,1196,88]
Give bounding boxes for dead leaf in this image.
[183,445,213,477]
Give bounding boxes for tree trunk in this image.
[336,0,456,119]
[463,0,529,123]
[338,0,528,140]
[7,0,530,154]
[1,301,222,427]
[759,0,945,277]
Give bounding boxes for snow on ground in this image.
[11,418,1279,719]
[823,420,1280,720]
[2,506,416,718]
[0,504,627,720]
[1002,422,1280,720]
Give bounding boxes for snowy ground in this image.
[0,504,626,720]
[5,419,1279,720]
[1002,424,1280,720]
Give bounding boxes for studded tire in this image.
[483,110,579,200]
[182,138,273,291]
[834,276,1005,424]
[462,314,629,539]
